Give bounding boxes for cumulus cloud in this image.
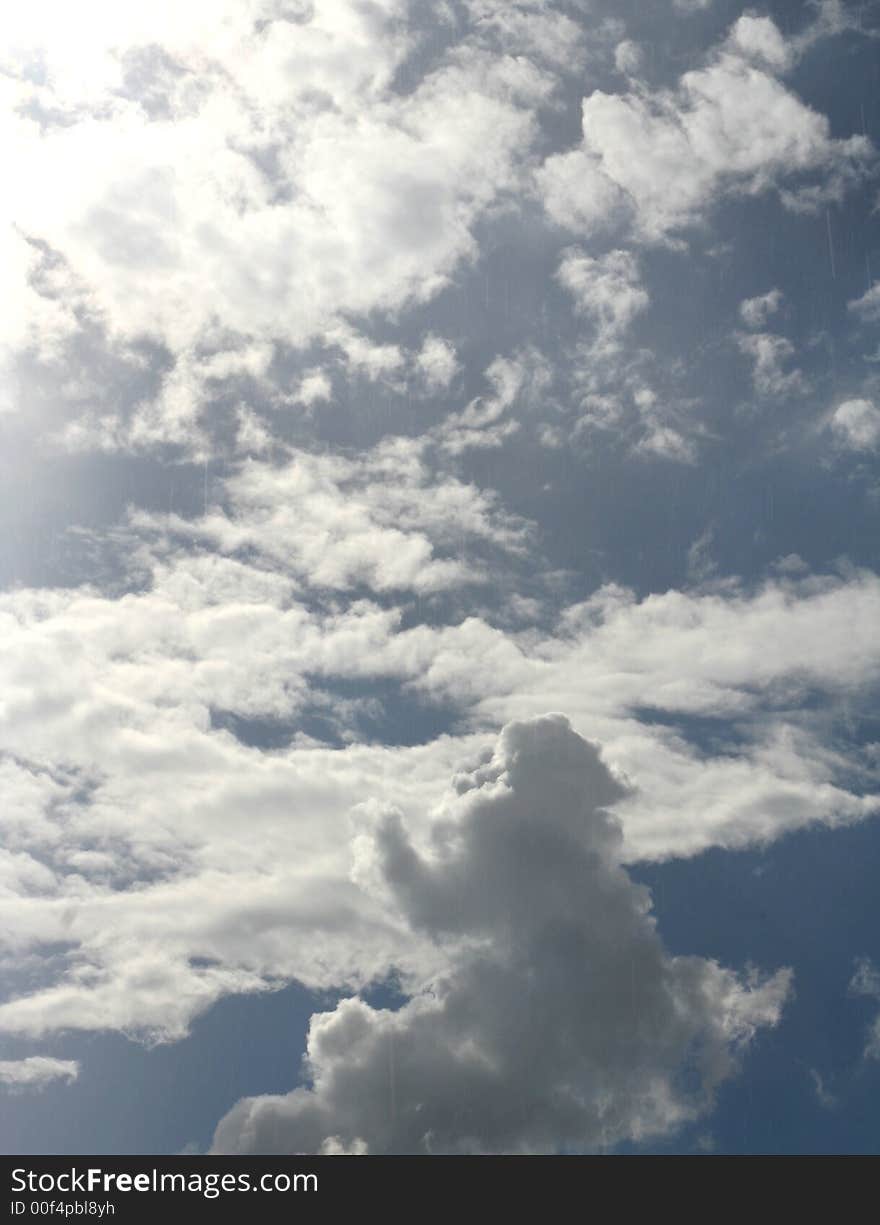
[213,716,791,1154]
[736,332,807,399]
[537,14,871,242]
[740,289,783,330]
[0,1056,79,1091]
[464,0,587,71]
[729,14,793,70]
[614,40,644,77]
[415,335,460,394]
[1,0,541,434]
[829,398,880,451]
[292,369,332,410]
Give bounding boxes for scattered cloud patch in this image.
[0,1056,79,1091]
[740,289,783,330]
[829,398,880,451]
[737,332,807,399]
[537,14,871,242]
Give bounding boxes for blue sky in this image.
[1,0,879,1154]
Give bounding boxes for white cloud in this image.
[537,147,631,238]
[0,230,82,408]
[433,348,551,455]
[537,15,871,242]
[235,405,273,456]
[462,572,880,859]
[1,0,540,429]
[829,398,880,451]
[292,369,332,409]
[0,4,877,1148]
[556,249,649,352]
[686,525,717,584]
[0,516,876,1043]
[415,335,460,394]
[635,422,698,464]
[134,441,529,595]
[614,40,644,77]
[848,282,880,324]
[0,1056,80,1091]
[740,288,783,330]
[736,332,807,398]
[729,14,793,70]
[212,715,790,1154]
[324,326,406,386]
[464,0,587,71]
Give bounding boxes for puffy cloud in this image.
[556,249,649,352]
[848,282,880,325]
[323,326,406,386]
[560,292,696,463]
[464,572,880,859]
[415,335,460,394]
[0,1056,79,1091]
[736,331,807,399]
[1,0,540,428]
[829,398,880,451]
[537,15,871,242]
[740,288,783,330]
[135,441,529,594]
[614,40,644,77]
[537,147,630,238]
[213,715,791,1154]
[0,518,877,1042]
[433,348,551,455]
[292,368,332,410]
[1,5,878,1140]
[463,0,587,71]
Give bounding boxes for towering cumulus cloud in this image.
[213,716,790,1154]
